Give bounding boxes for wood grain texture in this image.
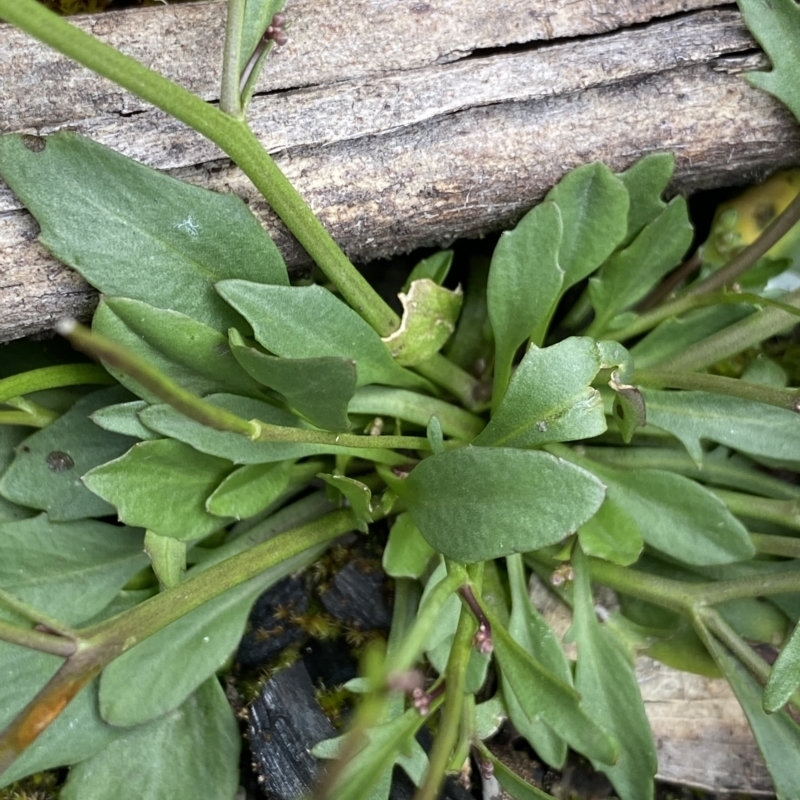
[1,0,799,341]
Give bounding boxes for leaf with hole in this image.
[0,386,137,521]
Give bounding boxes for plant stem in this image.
[59,319,431,452]
[655,286,800,373]
[0,589,77,637]
[414,605,473,800]
[0,364,114,405]
[0,0,397,337]
[751,533,800,558]
[688,192,800,297]
[711,488,800,532]
[220,0,246,117]
[348,386,485,440]
[0,620,76,658]
[690,569,800,606]
[636,369,800,411]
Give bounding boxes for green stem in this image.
[656,286,800,373]
[0,0,397,337]
[688,191,800,297]
[636,369,800,411]
[348,386,485,440]
[220,0,246,117]
[0,410,56,428]
[414,605,473,800]
[689,570,800,606]
[695,606,771,685]
[751,533,800,559]
[0,364,113,405]
[711,488,800,533]
[0,589,77,637]
[60,320,431,452]
[0,619,76,658]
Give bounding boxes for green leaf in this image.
[474,338,606,448]
[764,618,800,713]
[98,509,330,727]
[426,415,444,455]
[616,153,674,245]
[312,707,427,800]
[144,529,186,589]
[477,747,553,800]
[382,513,435,579]
[95,297,262,400]
[217,281,429,391]
[205,460,293,519]
[63,678,240,800]
[567,546,657,800]
[137,393,404,466]
[703,625,800,800]
[503,554,571,768]
[82,439,233,540]
[487,201,564,388]
[91,400,160,440]
[0,386,137,521]
[402,250,453,291]
[0,426,36,522]
[585,460,754,565]
[738,0,800,123]
[229,327,355,432]
[577,497,643,566]
[629,305,754,369]
[0,591,148,788]
[545,162,629,290]
[0,132,288,331]
[319,473,373,526]
[240,0,286,73]
[643,389,800,467]
[486,603,619,766]
[0,514,146,624]
[400,447,606,562]
[382,279,463,366]
[588,197,693,335]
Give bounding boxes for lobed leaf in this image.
[91,400,160,441]
[83,439,233,540]
[643,389,800,467]
[474,337,606,448]
[487,604,619,766]
[0,132,288,332]
[616,153,674,246]
[0,514,146,624]
[217,281,429,391]
[400,447,606,562]
[0,386,137,521]
[63,678,240,800]
[737,0,800,123]
[229,327,355,432]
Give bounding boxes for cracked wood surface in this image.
[2,0,800,341]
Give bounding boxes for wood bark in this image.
[1,0,798,344]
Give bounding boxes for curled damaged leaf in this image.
[609,371,645,443]
[382,279,463,366]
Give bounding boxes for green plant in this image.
[1,0,800,798]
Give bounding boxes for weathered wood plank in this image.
[2,2,799,343]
